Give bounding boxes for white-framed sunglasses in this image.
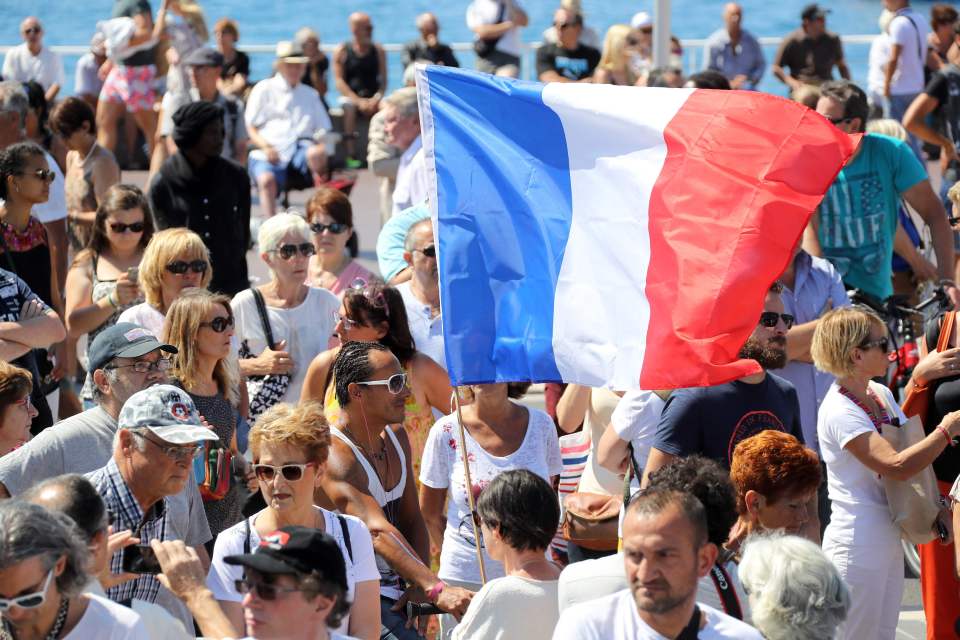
[0,566,55,611]
[356,373,407,395]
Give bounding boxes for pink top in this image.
[309,259,375,296]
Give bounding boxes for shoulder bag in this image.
[473,1,508,58]
[901,311,955,426]
[239,288,291,422]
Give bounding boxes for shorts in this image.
[100,64,157,113]
[248,141,313,191]
[475,50,521,75]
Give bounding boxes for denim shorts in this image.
[247,141,312,191]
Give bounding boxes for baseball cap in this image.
[631,11,652,29]
[224,526,348,589]
[183,47,224,67]
[275,41,309,64]
[118,384,218,445]
[87,323,177,374]
[801,4,829,21]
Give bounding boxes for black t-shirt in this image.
[652,373,805,468]
[535,43,601,82]
[923,66,960,152]
[221,50,250,81]
[924,316,960,482]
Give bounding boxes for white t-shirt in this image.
[64,594,148,639]
[451,576,558,640]
[396,281,444,369]
[610,390,665,534]
[244,74,332,164]
[117,302,166,336]
[85,581,189,640]
[419,407,562,584]
[466,0,524,58]
[552,590,763,640]
[888,8,931,94]
[867,33,892,103]
[231,286,339,405]
[32,150,67,223]
[207,507,380,634]
[2,44,65,91]
[391,136,428,217]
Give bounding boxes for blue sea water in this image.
[0,0,940,97]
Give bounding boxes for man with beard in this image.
[553,488,762,639]
[642,281,805,478]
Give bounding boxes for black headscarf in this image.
[171,101,223,151]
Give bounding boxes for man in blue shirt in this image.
[703,3,765,90]
[808,80,959,306]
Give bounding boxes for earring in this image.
[14,182,19,194]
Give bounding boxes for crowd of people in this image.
[2,1,960,639]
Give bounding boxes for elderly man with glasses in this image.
[397,218,444,369]
[87,384,218,627]
[1,17,65,103]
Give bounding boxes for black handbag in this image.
[239,288,290,421]
[473,1,508,58]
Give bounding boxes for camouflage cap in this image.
[119,384,218,445]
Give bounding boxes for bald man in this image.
[2,17,65,102]
[402,13,459,70]
[333,12,387,161]
[702,3,765,90]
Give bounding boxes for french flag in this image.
[416,66,857,390]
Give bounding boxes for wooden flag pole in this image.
[453,386,487,584]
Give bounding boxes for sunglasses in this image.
[273,243,316,260]
[107,357,172,374]
[639,27,653,34]
[858,337,890,352]
[166,260,208,275]
[132,431,202,462]
[109,221,145,233]
[333,311,361,331]
[626,36,639,46]
[415,245,436,259]
[200,315,234,333]
[235,578,303,601]
[0,568,54,612]
[356,372,407,395]
[23,27,41,35]
[310,221,349,235]
[348,278,390,318]
[24,168,55,183]
[758,312,795,329]
[252,462,316,482]
[555,22,576,29]
[826,116,851,126]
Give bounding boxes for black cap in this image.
[801,3,829,21]
[224,526,347,590]
[183,47,224,68]
[87,323,177,373]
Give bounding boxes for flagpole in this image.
[453,386,487,584]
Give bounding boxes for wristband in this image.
[937,425,955,447]
[107,292,118,309]
[427,581,444,603]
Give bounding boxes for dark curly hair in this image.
[476,469,560,552]
[0,141,46,199]
[343,282,416,365]
[730,430,821,515]
[646,455,737,548]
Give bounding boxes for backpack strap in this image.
[337,514,354,563]
[243,515,252,555]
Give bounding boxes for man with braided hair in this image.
[317,340,472,639]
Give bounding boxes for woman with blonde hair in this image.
[118,227,211,336]
[593,24,638,86]
[206,401,381,639]
[0,361,37,456]
[811,306,960,639]
[163,288,244,537]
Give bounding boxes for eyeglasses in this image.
[414,245,436,259]
[272,243,316,260]
[826,116,851,126]
[333,311,361,331]
[200,315,234,333]
[23,27,42,35]
[639,27,653,34]
[23,168,55,183]
[858,337,890,352]
[235,579,302,601]
[310,221,349,235]
[106,357,173,374]
[131,431,203,462]
[555,22,576,29]
[252,462,316,482]
[0,567,55,612]
[758,312,795,329]
[356,372,408,395]
[626,36,639,46]
[12,394,32,410]
[109,221,145,233]
[165,260,208,275]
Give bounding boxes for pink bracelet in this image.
[427,581,444,602]
[937,426,955,447]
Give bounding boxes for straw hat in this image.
[275,40,309,64]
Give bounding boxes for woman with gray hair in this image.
[0,499,146,638]
[232,212,339,414]
[739,533,850,640]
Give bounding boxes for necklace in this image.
[342,426,387,461]
[1,596,69,640]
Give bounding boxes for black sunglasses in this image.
[24,168,55,183]
[166,260,208,275]
[415,245,436,259]
[109,221,145,233]
[826,116,851,126]
[200,315,234,333]
[555,21,576,29]
[235,579,302,601]
[310,222,349,235]
[858,337,890,352]
[758,311,795,329]
[273,243,316,260]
